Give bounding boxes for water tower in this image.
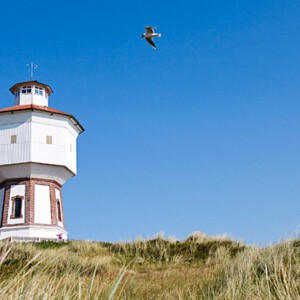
[0,79,84,240]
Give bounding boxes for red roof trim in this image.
[0,104,68,115]
[0,105,84,133]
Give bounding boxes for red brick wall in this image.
[0,178,65,229]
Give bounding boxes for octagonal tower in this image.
[0,81,84,240]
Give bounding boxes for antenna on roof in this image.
[26,62,38,80]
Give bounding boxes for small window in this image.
[21,86,32,94]
[57,200,62,222]
[14,198,22,218]
[11,135,17,144]
[11,196,23,219]
[35,86,43,96]
[46,135,52,144]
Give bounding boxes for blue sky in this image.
[1,0,300,244]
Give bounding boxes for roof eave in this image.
[0,106,84,133]
[9,81,53,95]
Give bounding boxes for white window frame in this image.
[21,86,32,94]
[34,86,43,96]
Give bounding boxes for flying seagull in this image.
[141,26,161,49]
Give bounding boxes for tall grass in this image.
[0,234,298,299]
[203,240,300,299]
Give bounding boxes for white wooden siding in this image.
[0,111,32,126]
[15,93,48,107]
[17,94,32,105]
[0,122,31,144]
[32,113,80,137]
[0,122,31,165]
[30,122,77,173]
[0,111,79,175]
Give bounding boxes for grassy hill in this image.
[0,232,299,299]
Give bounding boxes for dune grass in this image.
[0,232,298,299]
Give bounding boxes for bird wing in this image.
[146,38,157,49]
[145,26,156,33]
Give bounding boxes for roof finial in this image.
[26,62,38,80]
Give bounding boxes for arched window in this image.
[57,200,62,222]
[15,198,22,218]
[11,196,24,219]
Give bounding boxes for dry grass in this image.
[0,235,298,299]
[204,240,300,299]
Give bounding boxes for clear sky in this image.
[0,0,300,245]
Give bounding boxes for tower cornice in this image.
[9,81,53,95]
[0,104,84,133]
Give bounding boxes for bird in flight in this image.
[141,26,161,49]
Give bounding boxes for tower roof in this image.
[9,81,53,95]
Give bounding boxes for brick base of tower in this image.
[0,178,67,240]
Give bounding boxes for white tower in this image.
[0,80,84,240]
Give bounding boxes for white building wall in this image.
[0,111,32,126]
[7,184,26,225]
[0,163,74,186]
[17,94,32,105]
[30,123,77,173]
[34,185,52,224]
[31,122,65,166]
[0,226,67,240]
[31,94,48,106]
[31,114,78,174]
[0,188,4,224]
[14,95,20,106]
[0,122,31,165]
[31,113,80,137]
[0,111,78,175]
[64,132,77,174]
